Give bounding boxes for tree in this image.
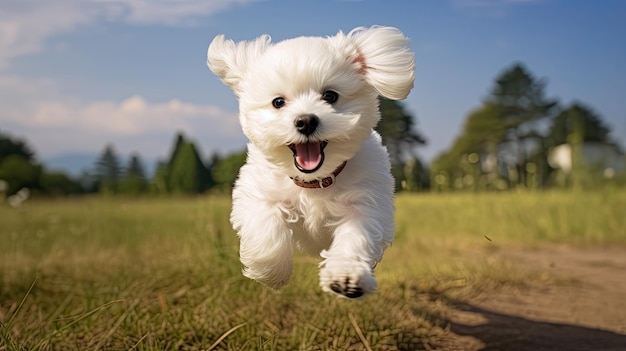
[152,160,170,194]
[431,104,510,191]
[126,153,147,179]
[151,132,186,194]
[545,102,612,148]
[401,156,430,191]
[40,171,84,196]
[377,98,427,191]
[433,63,560,191]
[0,131,85,197]
[540,102,620,189]
[167,138,212,194]
[167,132,186,166]
[0,155,42,195]
[119,153,148,195]
[377,98,426,165]
[94,144,122,194]
[0,132,41,195]
[486,63,558,187]
[0,131,35,163]
[210,151,246,191]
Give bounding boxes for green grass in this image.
[396,189,626,247]
[1,190,624,350]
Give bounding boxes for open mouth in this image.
[288,141,328,173]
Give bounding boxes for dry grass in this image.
[1,190,624,350]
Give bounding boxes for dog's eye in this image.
[272,97,286,109]
[321,90,339,104]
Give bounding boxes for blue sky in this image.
[1,0,625,166]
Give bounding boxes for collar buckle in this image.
[318,173,336,189]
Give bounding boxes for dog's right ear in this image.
[207,34,271,96]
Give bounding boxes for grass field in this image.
[1,190,625,350]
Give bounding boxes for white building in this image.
[548,142,625,177]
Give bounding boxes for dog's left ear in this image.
[331,26,415,100]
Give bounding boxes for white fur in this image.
[207,26,415,298]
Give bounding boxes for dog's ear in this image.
[207,34,271,96]
[332,26,415,100]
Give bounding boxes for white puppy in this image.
[207,26,415,298]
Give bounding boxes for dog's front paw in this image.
[319,258,377,298]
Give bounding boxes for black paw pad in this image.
[330,279,363,298]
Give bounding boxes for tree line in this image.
[85,103,427,196]
[431,62,624,191]
[0,127,264,197]
[0,97,425,197]
[1,62,624,198]
[0,133,82,197]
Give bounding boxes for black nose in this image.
[294,114,319,136]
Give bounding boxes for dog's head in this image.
[207,26,415,180]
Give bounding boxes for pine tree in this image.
[167,138,212,194]
[94,144,122,194]
[120,153,148,195]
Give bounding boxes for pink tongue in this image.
[294,142,322,171]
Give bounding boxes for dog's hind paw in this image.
[319,258,377,298]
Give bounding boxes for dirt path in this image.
[435,246,626,351]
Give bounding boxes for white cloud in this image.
[27,95,233,135]
[0,0,248,68]
[0,1,95,68]
[0,76,244,158]
[0,0,250,158]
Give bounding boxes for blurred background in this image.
[1,0,625,197]
[2,2,626,349]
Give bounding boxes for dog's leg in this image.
[231,198,293,289]
[318,202,393,298]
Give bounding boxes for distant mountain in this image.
[42,153,158,178]
[42,153,98,176]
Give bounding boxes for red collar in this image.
[291,161,347,189]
